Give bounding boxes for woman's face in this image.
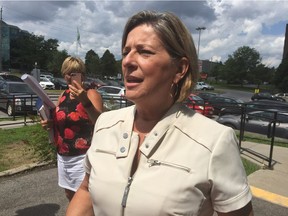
[122,24,179,106]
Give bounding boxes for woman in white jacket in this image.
[67,10,254,216]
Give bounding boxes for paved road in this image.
[0,165,67,216]
[0,165,287,216]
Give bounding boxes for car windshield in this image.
[9,83,34,94]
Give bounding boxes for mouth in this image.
[126,75,143,84]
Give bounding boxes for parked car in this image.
[208,96,244,115]
[251,92,286,102]
[40,74,53,81]
[51,77,68,90]
[97,85,127,105]
[0,74,23,82]
[39,77,55,90]
[184,93,214,118]
[194,92,219,102]
[84,77,107,89]
[0,81,37,116]
[217,110,288,139]
[97,90,123,111]
[97,85,125,97]
[274,93,288,101]
[220,100,288,116]
[195,82,214,91]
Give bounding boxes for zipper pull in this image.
[121,177,133,208]
[147,159,161,167]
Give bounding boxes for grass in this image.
[242,157,261,176]
[0,122,268,176]
[235,130,288,147]
[0,123,56,172]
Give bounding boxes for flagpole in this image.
[76,27,81,56]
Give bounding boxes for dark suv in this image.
[0,80,37,116]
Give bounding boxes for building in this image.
[198,59,220,80]
[1,20,29,70]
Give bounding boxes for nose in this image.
[122,50,137,70]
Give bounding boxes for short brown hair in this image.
[122,10,198,102]
[61,56,86,77]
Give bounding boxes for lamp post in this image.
[196,27,206,58]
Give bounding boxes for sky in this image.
[1,0,288,68]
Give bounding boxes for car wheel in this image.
[7,103,15,116]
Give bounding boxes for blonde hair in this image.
[122,10,198,102]
[61,56,86,77]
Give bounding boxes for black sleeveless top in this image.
[53,90,94,156]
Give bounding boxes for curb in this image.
[0,161,53,177]
[251,186,288,208]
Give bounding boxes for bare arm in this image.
[83,89,103,124]
[69,82,103,124]
[217,201,254,216]
[66,174,94,216]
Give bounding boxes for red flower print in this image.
[59,142,69,154]
[56,110,66,122]
[75,138,88,149]
[59,95,66,103]
[76,104,89,119]
[68,112,81,121]
[64,128,75,140]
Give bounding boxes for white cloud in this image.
[1,0,287,67]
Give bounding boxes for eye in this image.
[139,49,154,56]
[122,51,128,57]
[122,48,130,57]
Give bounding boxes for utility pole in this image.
[0,7,2,73]
[196,27,206,59]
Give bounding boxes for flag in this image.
[77,27,81,48]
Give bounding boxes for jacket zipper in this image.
[121,176,133,208]
[147,159,191,173]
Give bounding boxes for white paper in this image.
[21,74,56,109]
[22,74,55,144]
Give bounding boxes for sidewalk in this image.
[241,141,288,207]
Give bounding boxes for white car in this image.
[39,77,55,89]
[40,74,54,81]
[195,82,214,91]
[97,86,127,108]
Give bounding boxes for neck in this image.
[133,101,174,134]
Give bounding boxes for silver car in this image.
[217,110,288,139]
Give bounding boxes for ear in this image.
[173,57,189,83]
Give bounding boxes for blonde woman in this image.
[41,56,103,201]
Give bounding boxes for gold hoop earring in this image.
[170,82,179,99]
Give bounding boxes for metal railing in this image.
[1,95,287,168]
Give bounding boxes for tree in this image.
[10,33,59,73]
[85,49,101,77]
[248,63,275,88]
[210,61,223,83]
[221,46,261,85]
[47,50,69,77]
[100,49,118,78]
[274,58,288,92]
